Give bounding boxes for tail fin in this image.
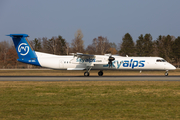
[7,34,40,66]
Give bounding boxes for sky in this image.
[0,0,180,47]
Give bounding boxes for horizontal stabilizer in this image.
[7,34,29,37]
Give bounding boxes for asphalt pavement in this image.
[0,76,179,81]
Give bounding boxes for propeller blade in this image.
[108,56,115,68]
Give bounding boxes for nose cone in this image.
[167,64,176,70]
[171,65,176,70]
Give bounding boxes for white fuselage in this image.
[35,52,176,71]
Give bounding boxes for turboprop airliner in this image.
[7,34,176,76]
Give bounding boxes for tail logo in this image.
[18,43,29,56]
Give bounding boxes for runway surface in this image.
[0,76,180,81]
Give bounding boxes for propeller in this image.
[108,56,115,68]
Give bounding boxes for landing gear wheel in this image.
[165,72,168,76]
[84,72,89,77]
[98,71,103,76]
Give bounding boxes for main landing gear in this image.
[84,67,92,77]
[84,72,89,76]
[84,68,104,77]
[98,70,103,76]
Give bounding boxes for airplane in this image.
[7,34,176,76]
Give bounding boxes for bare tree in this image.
[32,38,42,51]
[41,36,66,55]
[107,42,118,54]
[6,47,18,68]
[86,44,95,54]
[65,42,70,55]
[71,29,85,53]
[0,41,10,68]
[47,36,57,54]
[86,36,110,55]
[41,37,49,53]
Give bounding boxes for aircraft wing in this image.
[75,53,95,59]
[70,53,109,67]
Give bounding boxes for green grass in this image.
[0,81,180,119]
[0,69,180,76]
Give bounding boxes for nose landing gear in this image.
[165,70,168,76]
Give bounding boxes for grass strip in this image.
[0,81,180,119]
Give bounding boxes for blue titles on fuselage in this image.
[76,58,145,69]
[122,59,145,68]
[103,59,145,69]
[76,58,95,63]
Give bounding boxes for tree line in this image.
[0,29,180,68]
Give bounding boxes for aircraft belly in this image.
[65,64,86,69]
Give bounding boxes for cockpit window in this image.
[156,59,161,62]
[156,59,166,62]
[161,59,166,62]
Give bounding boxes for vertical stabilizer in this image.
[7,34,40,66]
